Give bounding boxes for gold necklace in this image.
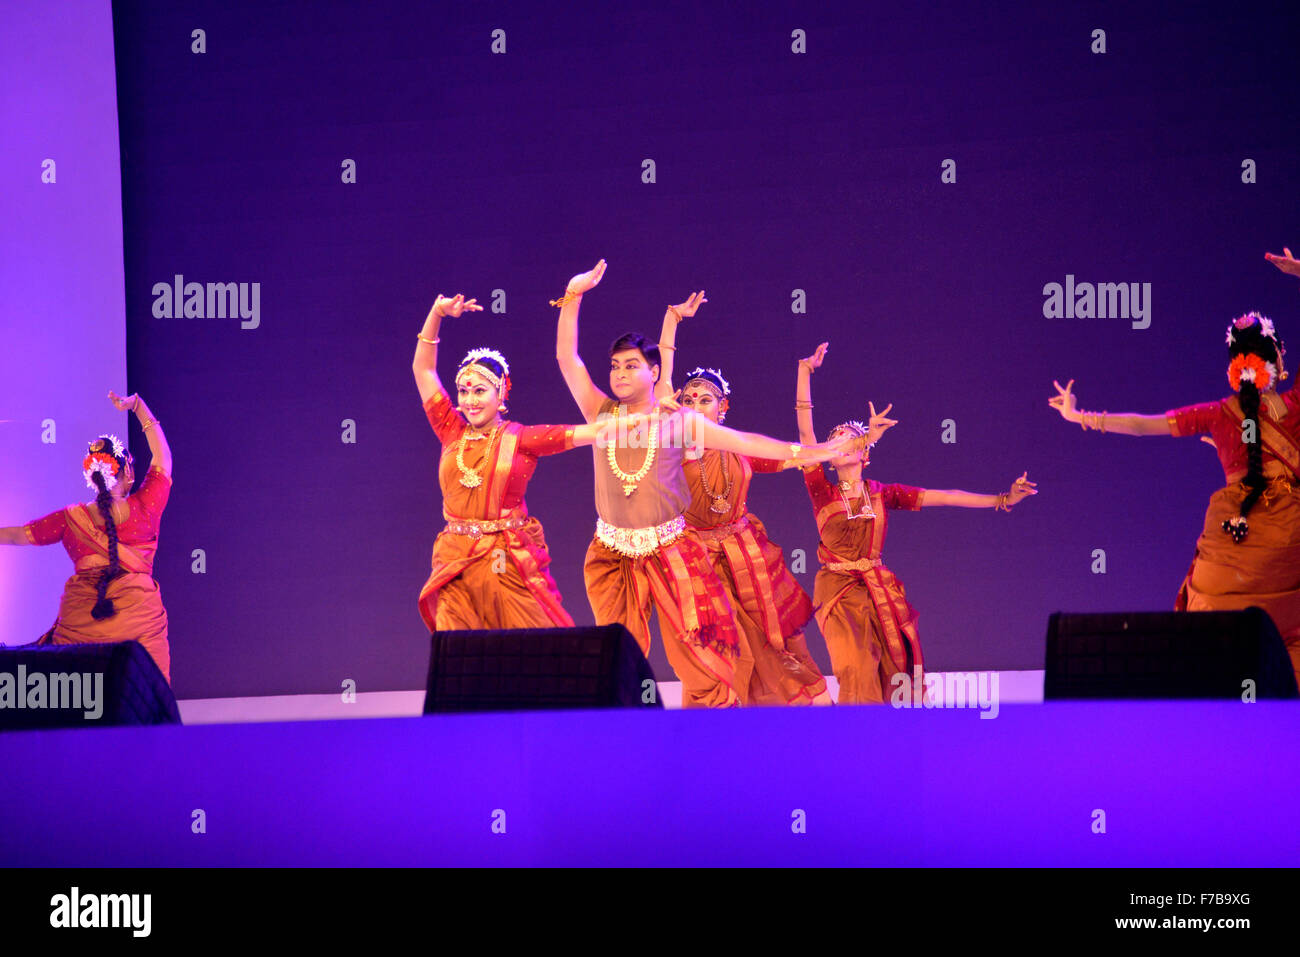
[456,424,500,488]
[697,449,733,513]
[838,479,875,520]
[607,405,659,496]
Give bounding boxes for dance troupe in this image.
[5,249,1300,704]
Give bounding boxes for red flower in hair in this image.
[1227,353,1275,392]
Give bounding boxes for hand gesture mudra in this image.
[669,291,707,321]
[108,390,139,413]
[800,341,829,373]
[1049,379,1079,422]
[1007,471,1038,505]
[568,259,607,295]
[432,294,482,320]
[1265,247,1300,279]
[864,401,897,446]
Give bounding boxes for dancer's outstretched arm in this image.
[681,410,850,464]
[1265,246,1300,280]
[555,259,609,423]
[1049,379,1172,435]
[0,526,30,545]
[653,291,706,401]
[111,390,172,477]
[921,472,1038,508]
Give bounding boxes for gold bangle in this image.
[794,403,813,410]
[549,290,582,308]
[790,443,802,459]
[1100,411,1107,434]
[658,342,676,351]
[417,334,440,345]
[667,306,683,322]
[142,419,160,432]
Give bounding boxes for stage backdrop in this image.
[1,0,128,648]
[111,0,1300,699]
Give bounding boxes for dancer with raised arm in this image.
[0,391,175,681]
[554,260,851,707]
[413,293,638,633]
[798,343,1037,704]
[655,301,831,705]
[1050,311,1300,685]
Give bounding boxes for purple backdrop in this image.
[108,0,1300,699]
[1,0,127,647]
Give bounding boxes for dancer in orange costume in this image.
[1050,310,1300,687]
[654,298,831,705]
[798,343,1037,704]
[554,261,852,707]
[414,293,647,632]
[0,391,175,681]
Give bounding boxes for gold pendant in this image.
[709,497,729,513]
[623,483,636,496]
[460,472,483,489]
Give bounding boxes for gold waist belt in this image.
[690,514,750,544]
[596,515,687,558]
[442,514,529,540]
[824,556,883,573]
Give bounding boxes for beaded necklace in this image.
[607,405,659,496]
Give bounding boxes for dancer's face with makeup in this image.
[456,371,503,430]
[609,349,657,405]
[680,382,726,423]
[827,425,866,470]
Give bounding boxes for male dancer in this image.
[553,259,848,707]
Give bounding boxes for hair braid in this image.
[89,470,122,620]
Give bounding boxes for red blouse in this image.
[24,465,173,560]
[802,466,923,513]
[1166,388,1300,479]
[424,390,572,512]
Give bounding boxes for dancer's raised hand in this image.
[864,401,897,445]
[800,342,829,373]
[669,291,707,322]
[432,294,482,319]
[1265,247,1300,279]
[657,389,683,413]
[1006,471,1038,506]
[108,390,139,413]
[567,259,607,295]
[1049,379,1080,422]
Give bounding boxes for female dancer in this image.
[554,261,852,707]
[654,301,831,704]
[413,294,636,632]
[798,343,1037,704]
[0,391,175,681]
[1050,311,1300,685]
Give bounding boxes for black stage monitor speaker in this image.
[0,640,182,729]
[424,623,663,712]
[1045,608,1299,699]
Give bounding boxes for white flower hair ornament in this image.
[456,347,511,392]
[1226,311,1280,348]
[683,367,731,397]
[82,435,127,491]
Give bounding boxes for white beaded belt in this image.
[442,515,529,540]
[691,514,749,544]
[824,556,883,573]
[596,515,687,558]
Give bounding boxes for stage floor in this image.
[3,693,1296,866]
[175,670,1047,723]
